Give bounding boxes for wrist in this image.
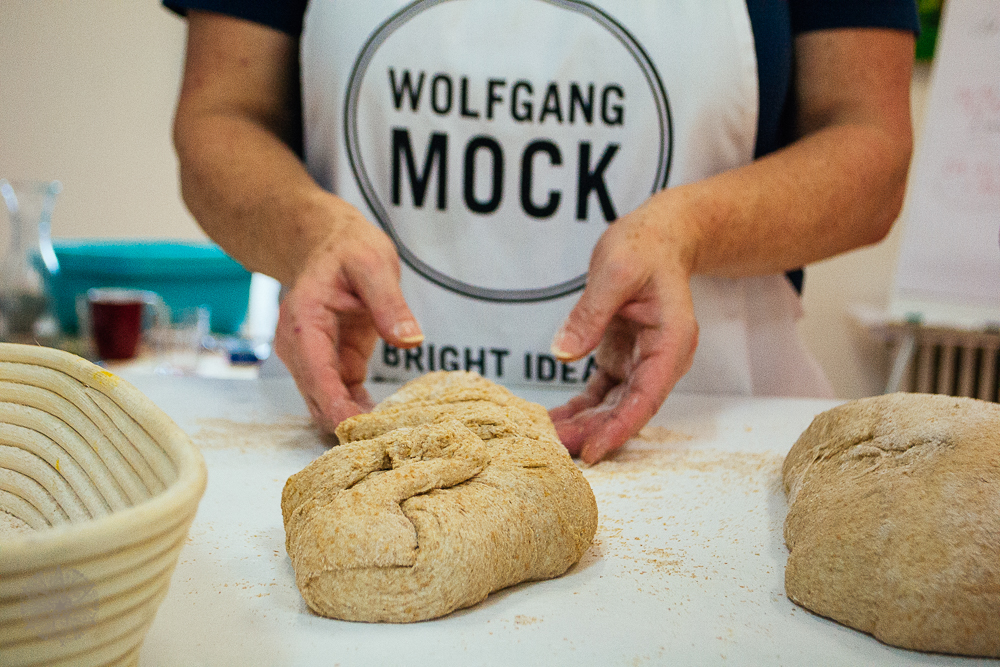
[641,184,709,279]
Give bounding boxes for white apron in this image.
[298,0,833,397]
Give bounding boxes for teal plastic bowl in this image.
[44,240,252,335]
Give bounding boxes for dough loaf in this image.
[782,393,1000,657]
[282,371,598,623]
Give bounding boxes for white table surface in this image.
[120,375,992,667]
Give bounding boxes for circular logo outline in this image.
[344,0,672,303]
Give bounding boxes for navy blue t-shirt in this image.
[164,0,919,291]
[164,0,918,160]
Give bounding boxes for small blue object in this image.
[223,338,269,365]
[43,240,252,335]
[228,349,260,364]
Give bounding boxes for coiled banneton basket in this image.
[0,343,207,666]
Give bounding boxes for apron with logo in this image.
[298,0,833,397]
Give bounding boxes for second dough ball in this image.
[783,393,1000,657]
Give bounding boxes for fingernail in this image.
[394,320,424,345]
[550,327,577,361]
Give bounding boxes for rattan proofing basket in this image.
[0,343,207,666]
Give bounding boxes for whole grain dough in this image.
[282,371,598,623]
[782,393,1000,657]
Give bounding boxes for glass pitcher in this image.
[0,179,61,341]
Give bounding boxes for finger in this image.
[555,391,628,458]
[347,382,374,413]
[550,293,618,364]
[549,371,616,453]
[551,312,639,451]
[579,325,696,464]
[335,309,379,412]
[551,257,644,363]
[549,372,612,421]
[578,382,659,465]
[563,372,662,465]
[344,255,423,349]
[282,326,365,431]
[274,296,368,432]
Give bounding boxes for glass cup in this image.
[153,306,211,376]
[86,288,166,361]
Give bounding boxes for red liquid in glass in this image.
[90,300,143,360]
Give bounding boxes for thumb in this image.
[551,279,628,363]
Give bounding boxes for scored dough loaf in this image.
[782,393,1000,657]
[282,371,598,623]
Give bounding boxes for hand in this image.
[549,194,700,464]
[273,199,423,432]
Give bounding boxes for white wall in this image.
[1,1,930,397]
[0,1,202,240]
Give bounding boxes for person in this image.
[166,0,918,464]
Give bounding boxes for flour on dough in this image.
[282,371,598,623]
[783,393,1000,657]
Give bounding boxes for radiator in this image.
[886,324,1000,400]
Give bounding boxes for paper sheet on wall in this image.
[891,0,1000,329]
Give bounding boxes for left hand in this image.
[548,193,700,464]
[549,28,918,464]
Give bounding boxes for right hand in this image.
[273,198,423,433]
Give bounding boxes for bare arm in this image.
[551,29,915,463]
[174,10,330,285]
[173,11,422,429]
[685,28,913,276]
